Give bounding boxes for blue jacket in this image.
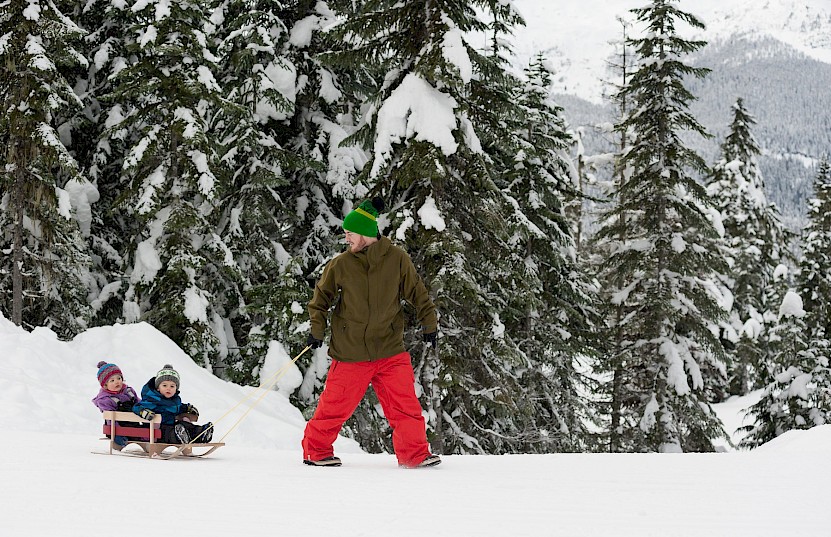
[133,378,190,425]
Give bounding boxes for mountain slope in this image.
[510,0,831,224]
[511,0,831,102]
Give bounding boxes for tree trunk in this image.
[11,167,24,326]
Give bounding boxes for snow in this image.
[0,32,11,55]
[131,238,163,284]
[183,285,209,324]
[742,317,763,340]
[26,35,55,72]
[417,195,446,232]
[154,0,171,22]
[22,0,40,21]
[712,389,762,449]
[259,340,304,396]
[138,25,158,48]
[253,60,297,122]
[671,232,686,253]
[370,74,459,178]
[289,14,318,48]
[442,28,472,84]
[318,67,342,104]
[60,178,99,236]
[660,338,692,395]
[196,65,220,93]
[0,313,829,536]
[135,163,166,214]
[779,290,805,318]
[189,149,215,197]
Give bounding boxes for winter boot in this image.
[198,423,213,443]
[401,454,442,468]
[174,423,191,444]
[417,454,442,467]
[303,456,342,467]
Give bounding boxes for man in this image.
[302,197,441,468]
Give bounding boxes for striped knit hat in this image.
[96,361,123,388]
[343,198,385,238]
[155,364,180,389]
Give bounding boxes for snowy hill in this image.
[2,312,830,536]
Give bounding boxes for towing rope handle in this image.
[187,345,313,445]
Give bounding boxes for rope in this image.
[186,345,312,445]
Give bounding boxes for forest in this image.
[1,0,829,454]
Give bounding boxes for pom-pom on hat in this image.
[343,197,385,238]
[96,361,123,388]
[155,364,181,389]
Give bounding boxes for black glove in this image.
[182,403,199,417]
[138,409,156,421]
[116,400,134,412]
[423,331,437,348]
[307,333,323,349]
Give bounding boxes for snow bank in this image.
[0,312,359,453]
[754,424,831,454]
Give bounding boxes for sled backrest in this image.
[101,410,162,444]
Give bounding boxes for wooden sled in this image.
[99,411,224,460]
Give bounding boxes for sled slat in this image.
[102,424,162,439]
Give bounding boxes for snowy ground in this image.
[1,314,829,536]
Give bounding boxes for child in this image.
[133,364,213,444]
[92,361,140,449]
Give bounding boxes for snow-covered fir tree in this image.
[206,0,306,381]
[274,1,377,415]
[64,0,138,327]
[492,53,600,452]
[104,0,241,369]
[706,98,791,397]
[739,288,829,448]
[798,159,831,345]
[0,0,93,335]
[739,159,831,447]
[592,0,729,452]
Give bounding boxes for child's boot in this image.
[174,423,191,444]
[199,423,213,443]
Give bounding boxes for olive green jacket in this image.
[308,237,437,362]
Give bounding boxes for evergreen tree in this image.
[798,159,831,344]
[63,0,138,327]
[739,289,830,448]
[0,0,93,335]
[706,98,791,397]
[592,0,728,452]
[494,53,600,452]
[207,0,305,381]
[106,0,241,368]
[739,159,831,447]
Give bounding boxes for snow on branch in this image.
[370,74,458,178]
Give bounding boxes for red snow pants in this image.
[301,351,430,467]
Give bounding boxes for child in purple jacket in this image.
[92,361,140,449]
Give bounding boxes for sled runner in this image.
[97,410,224,460]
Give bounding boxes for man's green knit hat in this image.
[343,198,385,237]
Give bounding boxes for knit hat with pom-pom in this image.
[342,197,385,238]
[96,361,123,388]
[154,364,180,389]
